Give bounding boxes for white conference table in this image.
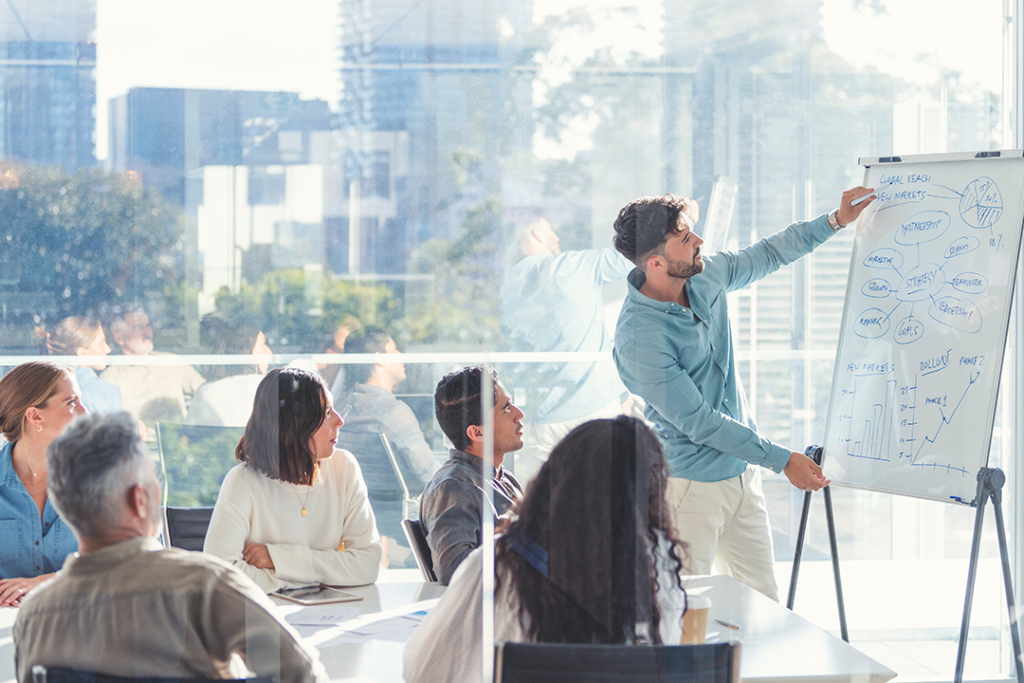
[0,569,894,683]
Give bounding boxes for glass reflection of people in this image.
[36,316,122,414]
[204,368,382,593]
[611,188,874,601]
[335,327,438,568]
[500,216,634,484]
[404,416,688,683]
[185,319,273,428]
[318,314,361,397]
[0,362,86,606]
[100,306,205,423]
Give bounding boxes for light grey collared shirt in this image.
[14,536,328,683]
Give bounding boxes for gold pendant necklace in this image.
[292,483,312,517]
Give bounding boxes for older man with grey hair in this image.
[13,412,328,683]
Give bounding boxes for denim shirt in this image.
[75,366,123,415]
[614,214,836,482]
[0,441,78,578]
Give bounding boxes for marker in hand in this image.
[851,182,895,206]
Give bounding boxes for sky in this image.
[93,0,1005,161]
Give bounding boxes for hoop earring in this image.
[36,424,43,432]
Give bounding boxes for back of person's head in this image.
[0,361,75,444]
[329,314,361,352]
[201,316,263,381]
[343,325,392,384]
[434,365,499,452]
[495,416,687,645]
[35,316,102,356]
[46,412,152,540]
[613,195,698,266]
[237,367,329,485]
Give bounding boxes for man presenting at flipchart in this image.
[611,186,874,600]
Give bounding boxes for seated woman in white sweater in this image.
[403,416,689,683]
[204,367,382,592]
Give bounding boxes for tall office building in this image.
[337,0,532,275]
[0,0,96,169]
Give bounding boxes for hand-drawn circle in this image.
[959,176,1003,228]
[928,296,982,333]
[861,278,892,299]
[944,235,981,259]
[854,308,890,339]
[863,248,903,270]
[894,211,951,246]
[896,262,945,303]
[949,272,988,295]
[893,316,923,345]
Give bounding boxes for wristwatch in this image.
[827,209,846,231]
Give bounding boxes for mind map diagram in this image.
[832,172,1007,478]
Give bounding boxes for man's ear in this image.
[131,484,150,520]
[466,424,483,445]
[645,252,663,272]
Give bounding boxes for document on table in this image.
[296,599,440,647]
[276,602,364,626]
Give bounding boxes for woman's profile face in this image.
[77,329,112,371]
[30,374,87,443]
[308,389,344,461]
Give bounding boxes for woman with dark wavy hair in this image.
[204,367,382,593]
[403,415,689,683]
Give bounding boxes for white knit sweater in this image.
[204,449,382,593]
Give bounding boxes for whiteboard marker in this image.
[851,182,896,206]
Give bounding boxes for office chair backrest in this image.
[493,641,740,683]
[401,518,437,583]
[163,506,215,552]
[32,665,279,683]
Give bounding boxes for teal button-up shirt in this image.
[613,214,837,482]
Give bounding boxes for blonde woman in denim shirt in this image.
[0,362,85,606]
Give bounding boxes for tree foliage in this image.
[0,164,185,327]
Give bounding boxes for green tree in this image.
[0,164,185,328]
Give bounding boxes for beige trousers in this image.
[665,465,780,601]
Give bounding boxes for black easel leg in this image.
[787,488,813,610]
[823,485,849,643]
[990,482,1024,681]
[955,478,990,683]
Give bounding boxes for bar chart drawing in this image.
[841,379,897,462]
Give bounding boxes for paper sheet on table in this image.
[275,602,364,625]
[298,598,440,647]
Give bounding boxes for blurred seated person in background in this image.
[337,328,438,489]
[317,314,360,397]
[500,215,633,484]
[100,305,205,423]
[419,366,525,585]
[185,319,272,427]
[0,362,86,606]
[14,412,328,683]
[404,416,688,683]
[36,316,122,414]
[205,368,381,592]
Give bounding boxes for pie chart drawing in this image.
[959,176,1002,228]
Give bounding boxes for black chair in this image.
[401,518,437,583]
[493,641,740,683]
[336,431,419,542]
[163,506,215,551]
[32,666,278,683]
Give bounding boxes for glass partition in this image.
[0,0,1017,679]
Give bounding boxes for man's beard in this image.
[665,255,704,279]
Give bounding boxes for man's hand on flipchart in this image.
[836,186,877,228]
[783,452,830,492]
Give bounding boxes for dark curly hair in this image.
[495,416,688,644]
[434,365,499,452]
[612,194,698,265]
